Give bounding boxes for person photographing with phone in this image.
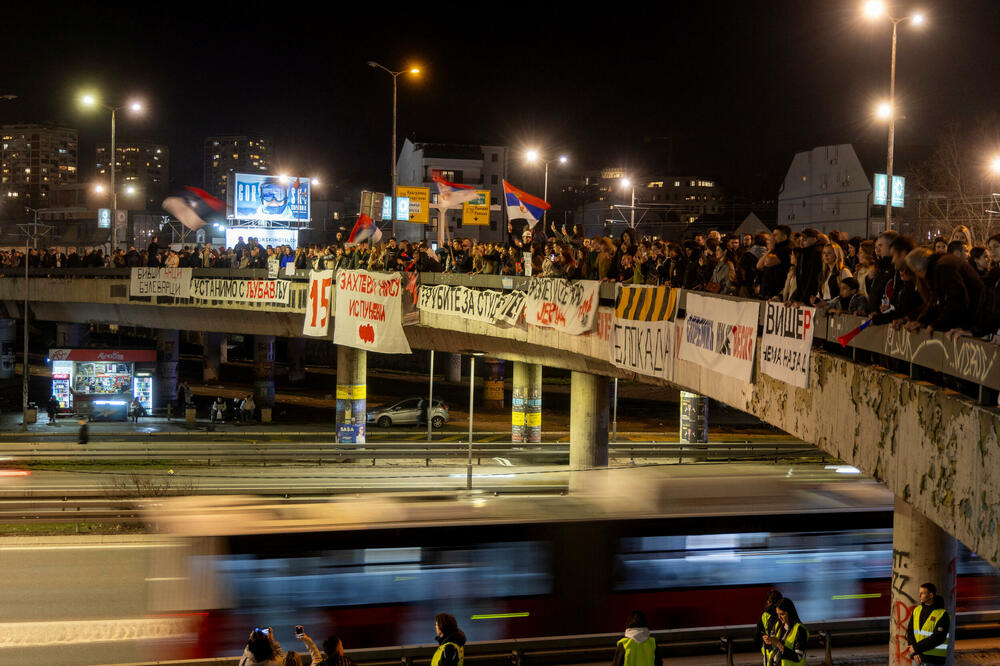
[297,626,353,666]
[239,627,284,666]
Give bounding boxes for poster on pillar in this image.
[522,278,599,335]
[612,286,678,382]
[129,267,192,298]
[759,302,815,388]
[678,293,758,383]
[336,383,366,444]
[333,269,412,354]
[303,270,335,338]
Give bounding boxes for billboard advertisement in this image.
[225,227,300,249]
[229,174,311,222]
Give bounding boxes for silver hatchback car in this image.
[367,397,449,429]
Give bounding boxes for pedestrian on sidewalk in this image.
[432,613,466,666]
[754,589,782,665]
[240,393,256,423]
[46,395,59,424]
[611,610,661,666]
[77,418,89,445]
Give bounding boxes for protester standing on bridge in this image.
[432,613,466,666]
[611,610,661,666]
[753,590,782,666]
[762,598,806,666]
[904,582,950,665]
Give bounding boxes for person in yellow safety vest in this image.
[431,613,466,666]
[904,582,950,665]
[762,598,807,666]
[754,589,783,666]
[611,610,661,666]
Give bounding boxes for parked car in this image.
[367,397,449,429]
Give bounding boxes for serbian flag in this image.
[503,180,550,229]
[433,175,479,208]
[162,186,226,231]
[837,318,872,347]
[347,213,382,245]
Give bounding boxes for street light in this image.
[875,101,893,120]
[368,61,422,238]
[864,3,926,230]
[80,92,144,250]
[524,150,567,226]
[991,156,1000,175]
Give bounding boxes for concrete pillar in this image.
[287,338,307,383]
[156,329,179,410]
[890,498,957,666]
[253,335,275,408]
[202,332,222,383]
[55,322,87,348]
[483,358,505,409]
[569,371,609,470]
[0,320,14,379]
[512,362,542,444]
[679,391,709,443]
[446,352,463,383]
[336,346,366,444]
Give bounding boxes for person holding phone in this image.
[239,627,284,666]
[298,627,353,666]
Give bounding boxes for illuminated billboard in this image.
[229,174,311,222]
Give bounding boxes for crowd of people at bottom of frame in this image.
[235,581,951,665]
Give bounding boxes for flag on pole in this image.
[837,318,872,347]
[347,213,383,245]
[503,180,550,229]
[162,186,226,231]
[432,175,479,208]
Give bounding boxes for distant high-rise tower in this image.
[96,140,169,211]
[204,135,273,200]
[1,123,78,207]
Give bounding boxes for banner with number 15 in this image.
[303,270,335,338]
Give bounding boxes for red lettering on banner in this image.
[349,299,386,322]
[576,293,593,321]
[732,325,754,361]
[537,302,566,327]
[358,324,375,344]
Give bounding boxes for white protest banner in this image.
[190,278,290,305]
[612,285,678,381]
[418,284,504,322]
[678,293,759,383]
[302,270,334,337]
[494,290,526,326]
[284,262,296,277]
[129,267,192,298]
[522,278,599,335]
[334,269,411,354]
[760,302,815,388]
[267,258,280,278]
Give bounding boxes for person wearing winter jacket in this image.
[432,613,467,666]
[611,610,661,666]
[239,628,285,666]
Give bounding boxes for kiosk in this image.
[49,349,157,421]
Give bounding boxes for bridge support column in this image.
[890,498,957,666]
[569,372,609,489]
[287,338,307,383]
[446,353,463,383]
[0,320,14,379]
[512,362,542,444]
[679,391,708,443]
[483,358,504,409]
[336,346,366,444]
[202,332,222,383]
[56,323,87,348]
[253,335,275,418]
[156,329,178,411]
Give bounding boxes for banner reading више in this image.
[759,302,815,388]
[334,269,411,354]
[612,285,678,382]
[190,278,290,305]
[678,292,758,383]
[129,267,191,298]
[418,284,525,326]
[522,278,599,335]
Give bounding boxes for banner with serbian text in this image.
[129,267,191,298]
[612,286,678,381]
[302,270,334,337]
[760,302,815,388]
[678,293,758,383]
[418,284,525,326]
[522,278,599,335]
[494,290,527,326]
[334,269,411,354]
[191,278,290,305]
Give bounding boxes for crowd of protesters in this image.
[2,220,997,341]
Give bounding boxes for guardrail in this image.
[111,611,1000,666]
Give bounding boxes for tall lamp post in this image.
[367,62,420,239]
[621,177,636,228]
[18,207,51,431]
[525,150,566,228]
[864,1,925,231]
[80,93,143,251]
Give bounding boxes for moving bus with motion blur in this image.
[143,465,1000,660]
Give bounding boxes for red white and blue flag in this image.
[162,186,226,231]
[347,213,382,245]
[433,175,479,208]
[503,180,550,229]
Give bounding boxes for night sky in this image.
[4,1,999,202]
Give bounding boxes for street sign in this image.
[462,190,491,226]
[395,186,429,223]
[873,173,905,208]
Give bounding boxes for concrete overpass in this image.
[1,268,998,663]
